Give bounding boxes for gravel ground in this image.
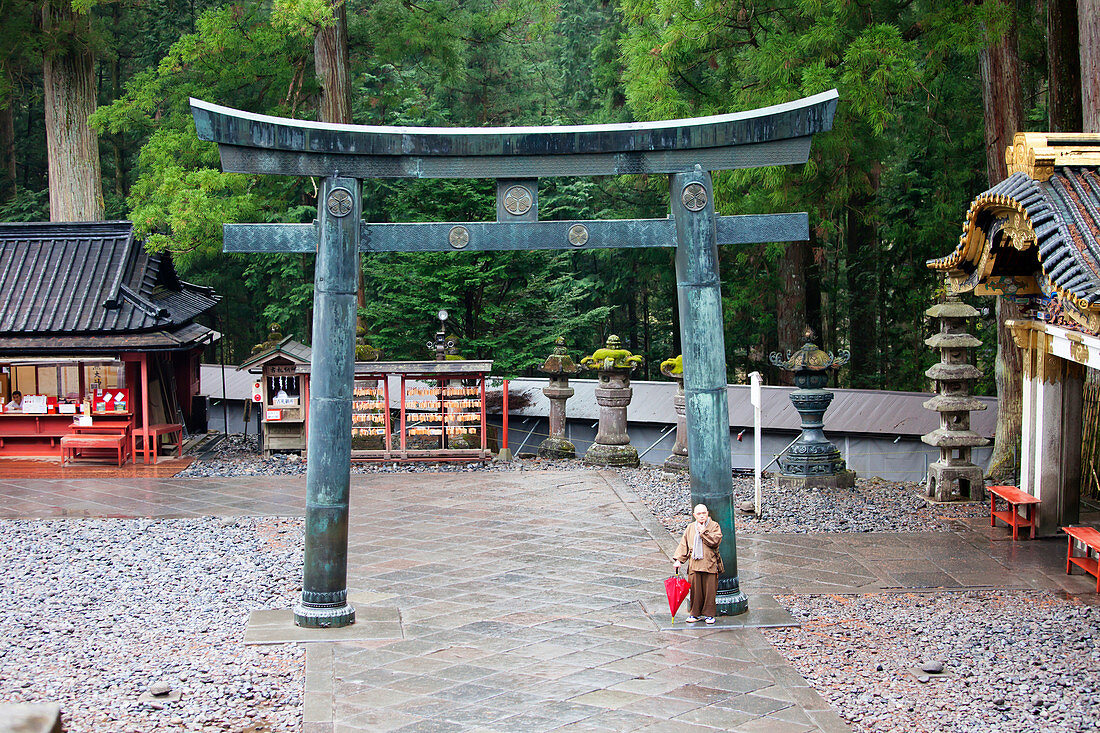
[764,591,1100,733]
[618,464,987,535]
[0,516,304,732]
[183,435,985,535]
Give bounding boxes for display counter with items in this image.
[0,360,134,457]
[300,359,499,463]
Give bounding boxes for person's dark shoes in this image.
[705,617,715,625]
[685,616,699,623]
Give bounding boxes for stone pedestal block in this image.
[927,462,984,502]
[538,338,581,459]
[581,336,641,468]
[776,470,856,491]
[662,370,689,473]
[538,382,576,458]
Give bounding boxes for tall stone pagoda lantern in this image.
[660,355,689,472]
[582,335,643,467]
[769,333,855,489]
[538,337,582,459]
[922,295,988,501]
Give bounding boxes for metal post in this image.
[672,165,748,616]
[750,371,762,517]
[293,176,360,628]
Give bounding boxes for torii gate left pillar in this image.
[192,91,838,626]
[295,176,360,627]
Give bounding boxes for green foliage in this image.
[0,0,1045,396]
[0,189,49,222]
[618,0,1007,391]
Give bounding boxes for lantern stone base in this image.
[927,462,984,502]
[776,470,857,490]
[537,437,576,459]
[583,442,640,467]
[662,452,690,472]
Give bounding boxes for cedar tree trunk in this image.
[1083,0,1100,132]
[42,0,103,221]
[1048,0,1082,132]
[776,240,808,354]
[0,98,15,202]
[846,195,878,388]
[979,3,1024,481]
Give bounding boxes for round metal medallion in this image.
[681,183,708,212]
[567,224,589,247]
[448,225,470,249]
[503,185,533,216]
[326,187,354,218]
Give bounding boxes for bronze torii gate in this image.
[190,91,838,627]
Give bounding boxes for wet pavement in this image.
[0,469,1096,731]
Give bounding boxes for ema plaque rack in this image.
[343,360,493,462]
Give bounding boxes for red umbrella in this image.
[664,573,691,622]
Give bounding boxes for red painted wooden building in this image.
[0,221,220,461]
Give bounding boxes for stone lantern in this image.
[581,335,643,467]
[769,334,855,489]
[922,296,988,501]
[660,355,689,472]
[537,337,582,459]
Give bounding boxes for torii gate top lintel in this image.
[190,90,838,178]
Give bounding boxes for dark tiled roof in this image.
[929,168,1100,307]
[0,222,220,344]
[236,336,312,371]
[1042,168,1100,304]
[0,323,218,353]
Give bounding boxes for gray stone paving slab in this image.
[245,608,403,644]
[0,703,62,733]
[311,470,855,731]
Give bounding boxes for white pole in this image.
[749,371,763,517]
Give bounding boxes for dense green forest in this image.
[0,0,1085,392]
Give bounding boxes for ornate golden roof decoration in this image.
[1005,132,1100,182]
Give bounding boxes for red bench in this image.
[132,423,183,465]
[61,433,129,467]
[988,485,1040,540]
[1062,526,1100,592]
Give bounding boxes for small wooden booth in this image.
[0,222,220,463]
[296,359,497,462]
[929,133,1100,534]
[237,336,311,456]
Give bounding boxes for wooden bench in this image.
[988,484,1041,540]
[132,423,184,465]
[1062,526,1100,592]
[61,433,128,467]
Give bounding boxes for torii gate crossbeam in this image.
[192,90,838,628]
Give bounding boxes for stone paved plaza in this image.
[1,469,1097,732]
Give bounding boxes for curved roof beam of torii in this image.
[190,90,839,179]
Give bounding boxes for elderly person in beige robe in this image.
[672,504,723,623]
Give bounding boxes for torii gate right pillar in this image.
[673,166,748,615]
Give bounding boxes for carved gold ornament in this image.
[1004,132,1100,182]
[1003,210,1035,251]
